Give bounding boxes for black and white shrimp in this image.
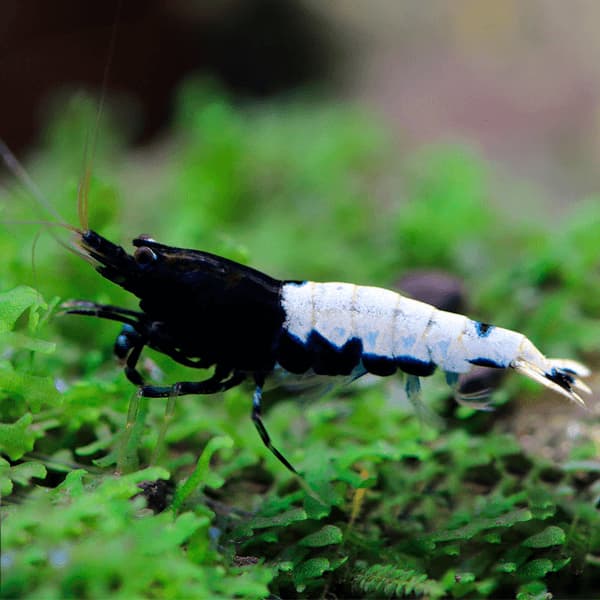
[0,140,591,474]
[57,229,590,473]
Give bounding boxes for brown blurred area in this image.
[3,0,600,203]
[319,0,600,206]
[0,0,334,151]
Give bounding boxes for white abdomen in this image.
[281,281,524,375]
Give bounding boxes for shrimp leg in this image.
[139,367,246,398]
[252,374,298,474]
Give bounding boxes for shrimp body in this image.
[59,232,590,475]
[279,281,590,404]
[0,209,588,472]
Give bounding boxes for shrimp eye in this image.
[134,246,157,267]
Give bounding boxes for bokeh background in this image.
[3,0,600,210]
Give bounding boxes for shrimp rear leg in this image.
[252,374,298,474]
[139,370,298,474]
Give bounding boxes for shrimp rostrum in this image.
[62,229,591,473]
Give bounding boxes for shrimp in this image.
[0,141,591,474]
[64,231,591,473]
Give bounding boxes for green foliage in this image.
[394,145,494,271]
[352,564,445,598]
[2,467,273,599]
[1,81,599,598]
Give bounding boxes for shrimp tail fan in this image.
[511,357,591,406]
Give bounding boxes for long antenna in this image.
[78,0,123,231]
[0,139,66,224]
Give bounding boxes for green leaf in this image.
[294,557,331,591]
[498,561,518,573]
[0,362,60,411]
[1,332,55,354]
[171,435,233,512]
[0,413,39,460]
[0,286,44,334]
[518,559,554,580]
[355,564,445,599]
[0,457,12,494]
[523,526,566,548]
[276,561,294,573]
[247,508,308,530]
[516,580,550,600]
[6,460,47,490]
[57,469,87,496]
[527,488,556,520]
[303,492,333,520]
[427,508,533,543]
[299,525,343,548]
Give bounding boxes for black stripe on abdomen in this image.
[276,329,362,376]
[277,326,438,379]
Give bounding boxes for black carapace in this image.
[67,230,301,473]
